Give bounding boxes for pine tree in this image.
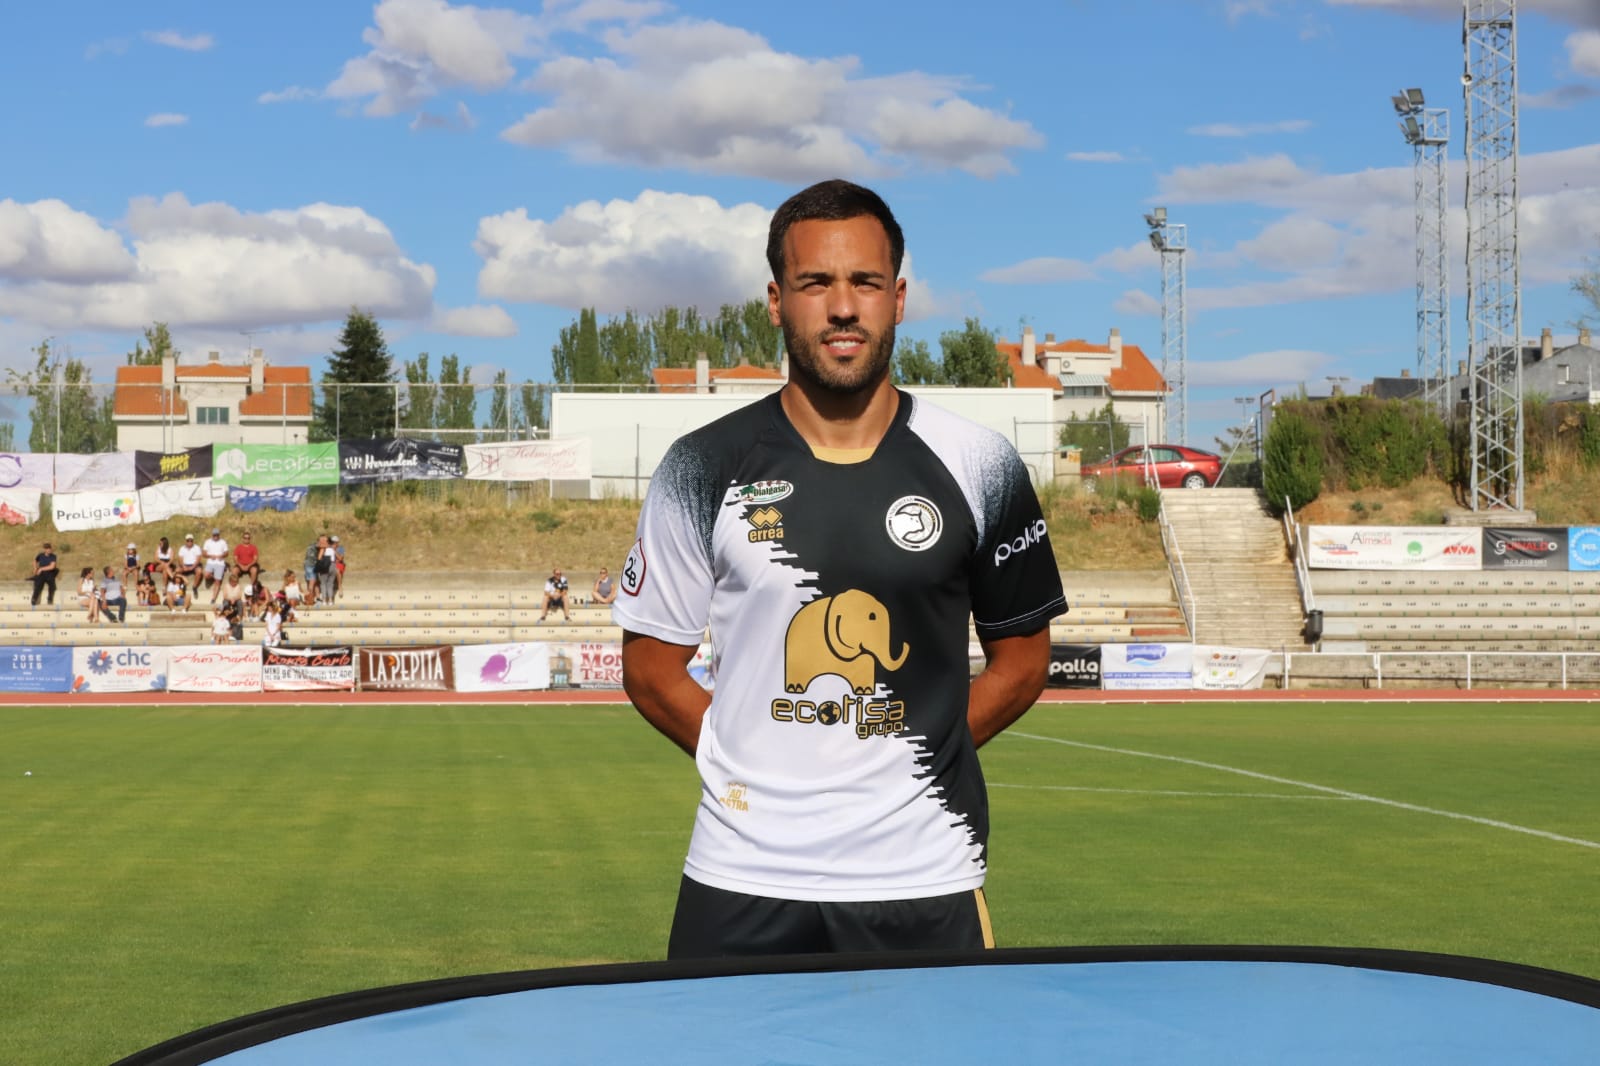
[437,354,477,439]
[316,309,395,441]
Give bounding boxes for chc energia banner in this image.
[1305,526,1482,570]
[167,645,263,693]
[51,490,141,531]
[454,642,553,693]
[70,647,167,693]
[464,439,592,481]
[212,443,339,488]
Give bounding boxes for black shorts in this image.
[666,875,993,960]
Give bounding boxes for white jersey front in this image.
[614,391,1065,902]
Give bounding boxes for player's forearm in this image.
[625,672,710,757]
[966,631,1050,748]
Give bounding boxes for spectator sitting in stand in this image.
[592,566,617,606]
[177,534,203,594]
[538,566,570,622]
[234,530,259,574]
[123,543,141,585]
[280,569,305,612]
[245,563,270,620]
[155,536,173,572]
[100,565,127,624]
[219,569,246,620]
[263,598,284,648]
[77,566,101,622]
[136,570,160,607]
[31,542,59,608]
[165,570,190,613]
[211,606,232,644]
[202,528,229,603]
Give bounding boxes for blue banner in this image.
[227,485,309,513]
[1569,527,1600,572]
[0,646,73,692]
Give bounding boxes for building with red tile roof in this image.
[650,356,786,395]
[994,327,1168,442]
[113,350,313,451]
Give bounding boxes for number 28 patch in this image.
[621,539,647,596]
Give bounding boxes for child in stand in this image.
[263,597,284,648]
[78,566,102,622]
[211,606,231,644]
[166,571,189,613]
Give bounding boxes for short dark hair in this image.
[766,179,904,282]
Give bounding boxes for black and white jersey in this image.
[613,390,1065,902]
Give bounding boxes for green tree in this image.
[517,381,548,435]
[401,353,438,433]
[486,368,510,439]
[737,298,781,366]
[315,309,395,441]
[1059,403,1131,464]
[437,354,476,439]
[1263,408,1325,515]
[1574,251,1598,329]
[939,318,1009,387]
[5,339,115,453]
[892,338,943,385]
[598,309,652,384]
[650,305,721,371]
[126,322,179,366]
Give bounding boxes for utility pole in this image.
[1393,88,1451,417]
[1144,207,1188,444]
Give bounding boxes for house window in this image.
[197,407,230,425]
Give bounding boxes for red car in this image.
[1081,444,1221,490]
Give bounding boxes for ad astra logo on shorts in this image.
[994,518,1049,565]
[734,479,793,505]
[885,495,941,552]
[621,539,646,596]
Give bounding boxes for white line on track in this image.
[1008,731,1600,852]
[991,783,1350,801]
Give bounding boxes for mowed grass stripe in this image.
[3,700,1598,1066]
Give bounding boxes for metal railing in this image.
[1156,494,1197,641]
[1279,650,1600,690]
[1283,499,1315,615]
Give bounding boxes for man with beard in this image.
[616,179,1065,959]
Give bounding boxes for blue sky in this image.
[3,0,1598,448]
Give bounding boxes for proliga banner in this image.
[1305,526,1482,570]
[212,443,339,488]
[1101,643,1192,691]
[138,478,227,523]
[453,643,552,693]
[1191,645,1270,691]
[263,646,356,691]
[358,645,453,691]
[134,446,214,488]
[463,439,592,481]
[167,645,263,693]
[0,646,73,693]
[51,490,141,531]
[70,647,167,693]
[1046,643,1102,689]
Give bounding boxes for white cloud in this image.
[1569,30,1600,77]
[1113,290,1162,318]
[0,200,136,283]
[144,113,189,128]
[979,258,1096,285]
[0,194,437,332]
[433,304,517,337]
[1066,151,1127,163]
[1188,119,1313,138]
[410,101,478,132]
[85,37,130,60]
[144,30,214,52]
[1523,84,1600,110]
[472,188,945,320]
[259,86,319,104]
[1188,350,1335,388]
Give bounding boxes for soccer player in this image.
[615,179,1065,959]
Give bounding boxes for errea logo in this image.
[994,518,1049,565]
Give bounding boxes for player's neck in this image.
[779,377,899,453]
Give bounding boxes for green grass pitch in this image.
[4,699,1598,1065]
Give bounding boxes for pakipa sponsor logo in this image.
[995,518,1049,565]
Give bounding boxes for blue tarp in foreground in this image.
[112,947,1600,1066]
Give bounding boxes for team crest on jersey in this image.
[621,539,646,596]
[885,495,942,552]
[733,479,793,505]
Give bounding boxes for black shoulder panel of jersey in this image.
[652,394,787,563]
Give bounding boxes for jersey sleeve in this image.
[970,449,1066,641]
[611,437,716,646]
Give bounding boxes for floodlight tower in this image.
[1145,207,1188,444]
[1393,88,1451,416]
[1463,0,1524,511]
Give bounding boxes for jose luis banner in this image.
[0,646,72,693]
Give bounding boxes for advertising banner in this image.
[0,487,42,525]
[570,641,624,689]
[1305,526,1482,570]
[0,646,73,693]
[262,646,356,691]
[1191,645,1271,691]
[227,485,309,513]
[212,443,339,488]
[167,645,263,693]
[1101,643,1193,691]
[338,438,464,484]
[453,642,552,693]
[1481,527,1568,571]
[70,646,167,693]
[358,645,454,691]
[134,446,214,488]
[138,478,227,523]
[1046,643,1103,689]
[51,490,141,531]
[53,452,136,493]
[0,452,55,492]
[464,439,592,481]
[1569,527,1600,572]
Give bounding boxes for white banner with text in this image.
[166,645,263,693]
[1305,526,1482,570]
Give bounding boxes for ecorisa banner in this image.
[1191,645,1270,691]
[263,646,356,691]
[0,646,72,693]
[134,446,214,488]
[167,645,263,693]
[1046,643,1102,689]
[227,486,308,513]
[70,647,167,693]
[454,642,552,693]
[1305,526,1482,570]
[358,645,454,691]
[0,452,55,491]
[338,439,464,484]
[1101,643,1192,691]
[212,443,339,488]
[51,490,141,531]
[1481,528,1568,571]
[1569,527,1600,572]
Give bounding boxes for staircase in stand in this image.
[1160,487,1309,651]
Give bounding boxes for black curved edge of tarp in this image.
[110,944,1600,1066]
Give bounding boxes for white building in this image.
[113,350,313,452]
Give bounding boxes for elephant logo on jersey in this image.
[885,495,941,552]
[784,589,909,694]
